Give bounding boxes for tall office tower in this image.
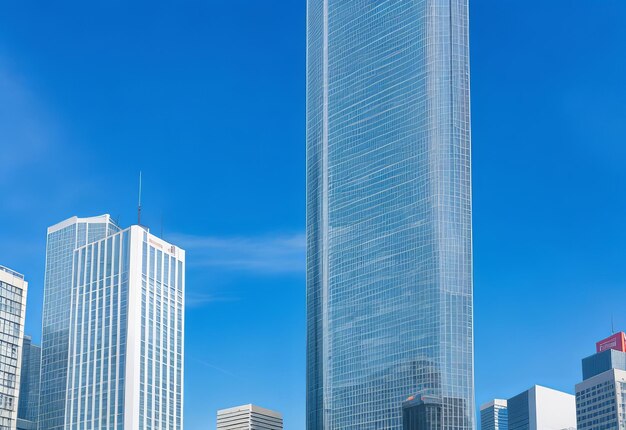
[306,1,473,429]
[216,405,283,430]
[40,215,120,430]
[0,266,28,430]
[480,399,508,430]
[17,335,41,430]
[64,225,185,429]
[507,385,576,430]
[575,333,626,429]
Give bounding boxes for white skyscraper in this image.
[0,265,28,430]
[217,405,283,430]
[41,215,185,430]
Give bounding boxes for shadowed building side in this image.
[17,335,41,430]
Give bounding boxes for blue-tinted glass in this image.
[40,217,118,430]
[18,337,42,423]
[306,1,473,429]
[480,404,508,430]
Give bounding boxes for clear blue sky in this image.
[0,1,624,429]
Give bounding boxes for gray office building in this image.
[576,334,626,429]
[306,1,474,428]
[0,266,28,430]
[217,405,283,430]
[576,368,626,429]
[17,335,40,429]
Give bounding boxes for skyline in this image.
[1,1,626,430]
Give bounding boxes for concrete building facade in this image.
[0,266,28,430]
[217,405,282,430]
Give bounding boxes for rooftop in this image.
[0,265,24,280]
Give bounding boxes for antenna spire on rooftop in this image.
[138,171,142,226]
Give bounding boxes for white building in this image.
[217,404,283,430]
[576,367,626,429]
[0,266,28,430]
[45,218,186,430]
[508,385,576,430]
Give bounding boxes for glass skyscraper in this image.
[306,1,473,429]
[40,216,184,430]
[40,215,120,430]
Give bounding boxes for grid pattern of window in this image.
[576,370,626,430]
[306,1,473,429]
[17,336,41,423]
[65,231,129,429]
[40,216,119,430]
[0,268,27,430]
[403,397,469,430]
[63,227,184,430]
[138,232,184,430]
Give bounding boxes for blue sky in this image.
[0,1,624,429]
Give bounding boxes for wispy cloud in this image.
[170,232,305,274]
[185,292,239,308]
[189,357,241,380]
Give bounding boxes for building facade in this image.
[402,396,469,430]
[582,333,626,381]
[217,405,283,430]
[17,335,40,428]
[39,215,120,430]
[576,368,626,429]
[507,385,576,430]
[575,333,626,429]
[64,225,185,430]
[480,399,508,430]
[0,266,28,430]
[306,1,474,429]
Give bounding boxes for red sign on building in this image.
[596,332,626,353]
